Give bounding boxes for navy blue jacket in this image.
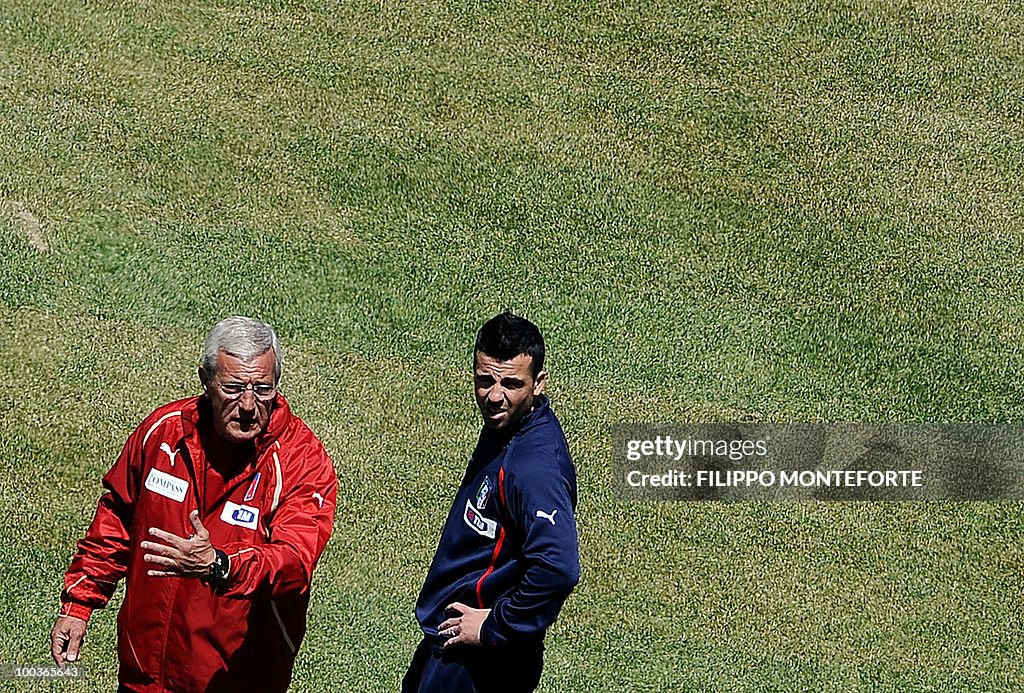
[414,395,580,646]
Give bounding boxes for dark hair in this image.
[474,311,545,377]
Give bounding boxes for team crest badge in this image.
[475,476,492,510]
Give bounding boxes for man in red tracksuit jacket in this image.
[50,316,337,693]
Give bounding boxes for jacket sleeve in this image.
[480,452,581,645]
[59,423,145,621]
[216,438,337,599]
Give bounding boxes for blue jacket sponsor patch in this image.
[463,499,497,539]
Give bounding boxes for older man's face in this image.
[199,349,277,444]
[474,351,546,431]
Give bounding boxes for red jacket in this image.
[60,395,337,692]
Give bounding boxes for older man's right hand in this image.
[50,615,88,666]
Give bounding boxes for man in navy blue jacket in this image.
[402,311,581,693]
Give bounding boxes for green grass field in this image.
[3,0,1024,690]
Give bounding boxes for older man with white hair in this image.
[50,316,337,693]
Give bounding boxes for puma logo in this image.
[536,509,558,525]
[160,442,180,468]
[312,492,324,508]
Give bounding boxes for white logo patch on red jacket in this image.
[144,468,189,502]
[221,501,260,530]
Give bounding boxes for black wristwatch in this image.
[203,549,230,587]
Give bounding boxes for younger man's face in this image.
[473,351,546,431]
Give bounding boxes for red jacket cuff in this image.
[59,601,93,622]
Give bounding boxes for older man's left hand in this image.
[141,510,217,578]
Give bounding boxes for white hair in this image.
[201,316,282,384]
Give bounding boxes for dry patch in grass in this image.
[3,200,48,252]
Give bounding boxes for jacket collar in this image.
[516,393,550,434]
[477,393,552,450]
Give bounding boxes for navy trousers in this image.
[401,637,544,693]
